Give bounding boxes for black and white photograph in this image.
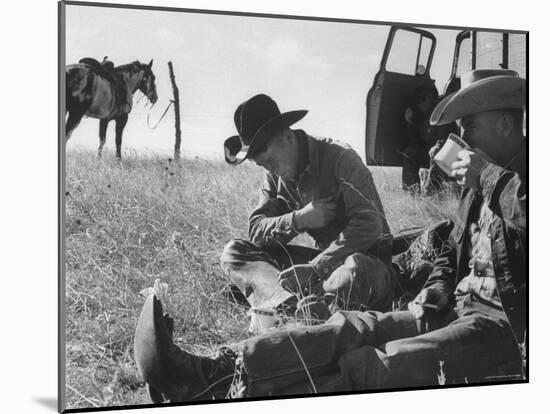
[58,0,528,412]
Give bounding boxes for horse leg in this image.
[98,119,109,158]
[115,114,128,160]
[65,108,85,141]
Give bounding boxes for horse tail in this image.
[66,65,94,112]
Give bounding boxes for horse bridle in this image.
[137,69,157,103]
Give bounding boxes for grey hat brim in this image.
[430,76,526,126]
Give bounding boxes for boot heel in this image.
[146,383,165,404]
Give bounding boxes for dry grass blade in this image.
[287,333,318,393]
[66,384,101,408]
[190,373,237,400]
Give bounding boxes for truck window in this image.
[509,33,527,78]
[456,35,471,77]
[476,32,504,69]
[417,36,433,74]
[385,30,433,75]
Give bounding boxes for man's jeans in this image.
[220,239,395,311]
[238,293,523,396]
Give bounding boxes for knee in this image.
[220,239,249,267]
[328,254,394,310]
[220,239,248,272]
[219,238,271,274]
[323,253,367,287]
[466,314,511,341]
[459,314,505,338]
[323,255,358,292]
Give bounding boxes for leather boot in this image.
[134,295,239,402]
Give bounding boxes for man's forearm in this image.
[249,210,299,246]
[249,172,300,246]
[423,238,457,300]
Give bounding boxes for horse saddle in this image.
[79,57,114,76]
[78,57,129,117]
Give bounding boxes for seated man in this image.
[220,94,395,315]
[134,70,526,402]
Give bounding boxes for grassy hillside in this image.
[64,150,458,409]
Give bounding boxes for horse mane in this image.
[115,60,150,74]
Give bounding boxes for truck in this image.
[365,26,527,167]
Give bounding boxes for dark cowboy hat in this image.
[430,69,526,126]
[224,94,308,165]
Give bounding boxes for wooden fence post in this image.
[168,61,181,161]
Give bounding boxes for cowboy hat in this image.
[224,94,308,165]
[430,69,526,126]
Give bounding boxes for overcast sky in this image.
[65,4,461,160]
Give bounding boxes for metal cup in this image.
[248,307,281,333]
[433,133,471,175]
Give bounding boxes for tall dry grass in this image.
[64,150,457,409]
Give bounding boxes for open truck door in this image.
[365,26,437,166]
[442,30,471,96]
[365,27,525,166]
[443,30,527,96]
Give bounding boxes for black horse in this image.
[66,58,158,159]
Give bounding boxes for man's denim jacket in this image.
[248,130,392,280]
[424,142,527,340]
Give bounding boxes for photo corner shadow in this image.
[33,396,59,412]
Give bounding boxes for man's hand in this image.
[293,197,337,230]
[407,287,449,319]
[278,264,318,296]
[450,149,489,190]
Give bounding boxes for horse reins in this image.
[131,66,175,130]
[135,93,147,104]
[130,67,172,130]
[146,100,173,130]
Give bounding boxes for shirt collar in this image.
[294,129,320,178]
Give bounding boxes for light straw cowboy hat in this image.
[430,69,526,126]
[224,94,308,165]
